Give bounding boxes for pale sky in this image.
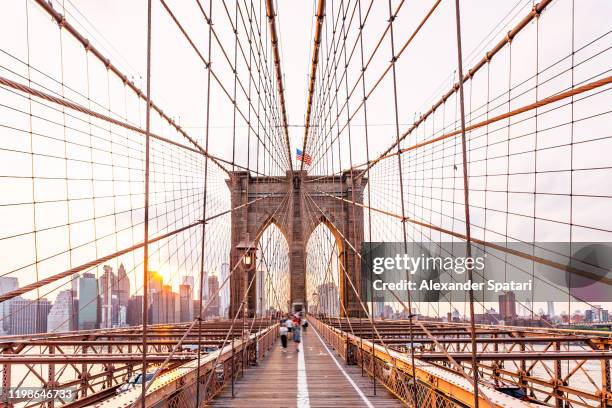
[0,0,611,320]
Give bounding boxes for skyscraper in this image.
[256,269,267,316]
[162,285,174,323]
[180,275,194,321]
[181,275,194,288]
[148,271,164,324]
[219,263,230,318]
[127,295,143,326]
[179,284,193,322]
[0,276,18,334]
[78,273,99,330]
[99,265,118,328]
[498,291,517,321]
[547,301,555,318]
[207,276,220,318]
[117,263,130,317]
[10,297,51,335]
[47,289,74,332]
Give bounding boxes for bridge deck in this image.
[209,325,402,407]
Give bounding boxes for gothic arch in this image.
[228,170,365,317]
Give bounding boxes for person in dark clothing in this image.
[279,323,288,351]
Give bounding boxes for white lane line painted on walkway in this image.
[297,336,310,408]
[312,325,375,408]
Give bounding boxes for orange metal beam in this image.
[265,0,293,171]
[300,0,326,172]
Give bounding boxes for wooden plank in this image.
[209,329,403,407]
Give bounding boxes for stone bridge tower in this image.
[227,170,365,318]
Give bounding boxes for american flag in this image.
[296,148,312,166]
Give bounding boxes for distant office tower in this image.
[180,276,194,320]
[256,270,267,316]
[592,305,604,322]
[127,295,143,326]
[201,271,209,306]
[0,276,18,334]
[317,282,339,317]
[173,292,180,323]
[193,299,200,319]
[547,301,555,318]
[498,291,517,321]
[47,289,74,332]
[118,305,127,326]
[99,265,118,328]
[220,263,230,318]
[162,285,175,323]
[117,263,130,315]
[179,284,193,322]
[10,297,51,334]
[150,291,162,324]
[69,275,78,330]
[373,301,384,318]
[207,275,220,317]
[148,271,164,324]
[181,275,195,289]
[78,273,99,330]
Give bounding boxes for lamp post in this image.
[236,237,256,319]
[236,236,256,369]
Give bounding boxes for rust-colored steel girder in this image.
[414,351,612,361]
[318,317,612,407]
[0,354,196,364]
[300,0,326,172]
[265,0,293,170]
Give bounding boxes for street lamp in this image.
[236,236,256,268]
[236,236,256,318]
[242,251,253,267]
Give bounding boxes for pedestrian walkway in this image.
[209,325,402,407]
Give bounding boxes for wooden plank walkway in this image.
[209,325,403,407]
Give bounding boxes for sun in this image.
[158,265,174,285]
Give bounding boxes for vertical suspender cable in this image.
[141,0,153,406]
[356,0,376,394]
[386,1,418,406]
[196,1,213,405]
[453,1,479,406]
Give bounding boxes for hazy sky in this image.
[1,0,611,319]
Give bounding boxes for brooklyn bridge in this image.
[0,0,611,406]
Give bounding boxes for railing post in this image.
[1,347,11,408]
[553,341,563,408]
[231,338,235,398]
[48,345,55,408]
[80,345,87,398]
[601,342,611,408]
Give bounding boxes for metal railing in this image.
[309,317,528,408]
[93,323,278,407]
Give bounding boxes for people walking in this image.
[279,323,288,352]
[292,318,302,351]
[286,316,293,333]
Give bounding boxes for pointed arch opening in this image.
[255,220,290,315]
[306,220,345,317]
